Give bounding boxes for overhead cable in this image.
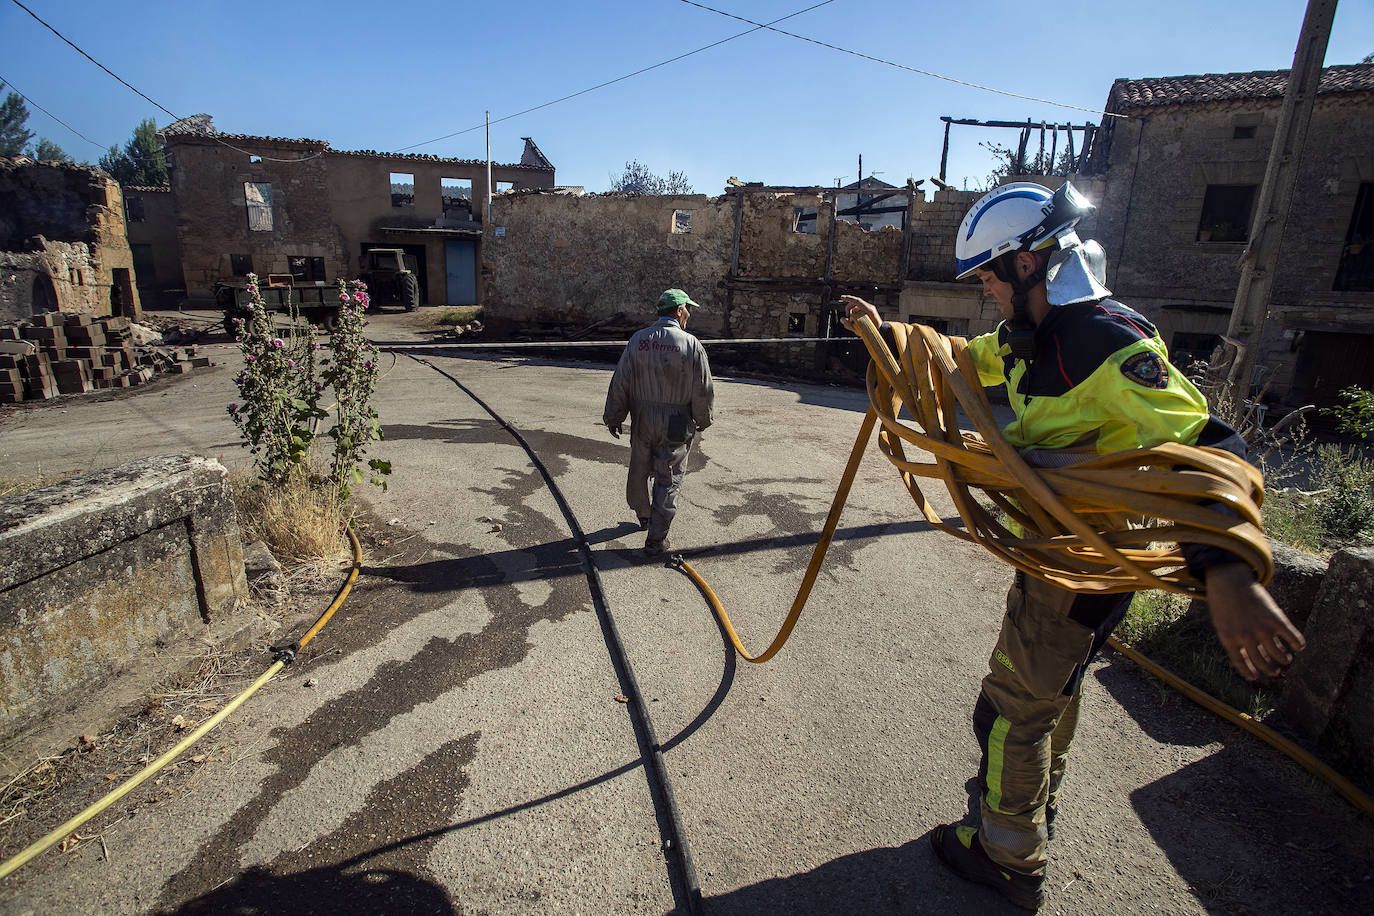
[677,0,1124,119]
[394,0,838,152]
[0,73,107,151]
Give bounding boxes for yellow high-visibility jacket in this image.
[966,299,1211,455]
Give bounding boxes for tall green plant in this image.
[226,276,323,485]
[321,280,390,498]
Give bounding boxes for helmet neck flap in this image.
[991,252,1048,363]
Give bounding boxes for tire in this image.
[401,273,419,311]
[320,310,341,333]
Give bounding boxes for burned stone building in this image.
[0,158,141,324]
[482,180,1000,369]
[122,185,185,309]
[1086,62,1374,408]
[160,118,556,306]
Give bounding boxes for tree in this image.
[29,138,70,162]
[0,83,35,157]
[99,118,167,186]
[609,160,693,195]
[980,140,1078,190]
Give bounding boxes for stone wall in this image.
[165,130,556,303]
[482,186,985,369]
[1277,544,1374,793]
[166,136,344,300]
[0,159,141,323]
[1090,91,1374,402]
[0,455,249,743]
[124,186,185,305]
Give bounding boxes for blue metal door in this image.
[445,240,477,305]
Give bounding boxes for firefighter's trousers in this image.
[972,573,1132,875]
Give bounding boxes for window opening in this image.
[793,206,818,234]
[441,177,473,220]
[125,195,145,223]
[390,172,415,208]
[1170,331,1221,368]
[787,313,806,336]
[492,181,515,195]
[288,256,327,284]
[1232,125,1256,140]
[231,254,254,276]
[1334,182,1374,292]
[245,182,273,231]
[672,210,692,234]
[1197,185,1255,242]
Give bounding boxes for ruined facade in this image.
[161,120,556,305]
[0,159,141,324]
[123,185,186,308]
[483,182,1002,369]
[1086,63,1374,407]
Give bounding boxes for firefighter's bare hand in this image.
[1205,562,1305,681]
[608,423,621,439]
[839,295,879,333]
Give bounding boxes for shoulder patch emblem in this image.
[1120,351,1169,389]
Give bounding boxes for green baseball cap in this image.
[657,288,700,311]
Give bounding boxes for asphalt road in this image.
[1,308,1371,915]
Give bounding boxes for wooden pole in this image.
[1225,0,1337,402]
[940,119,951,183]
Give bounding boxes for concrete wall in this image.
[0,455,249,742]
[0,159,141,323]
[1090,91,1374,403]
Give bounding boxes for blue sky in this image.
[3,0,1371,194]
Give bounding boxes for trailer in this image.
[214,276,342,335]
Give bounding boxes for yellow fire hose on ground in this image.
[668,315,1374,818]
[0,523,363,881]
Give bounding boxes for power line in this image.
[8,0,323,165]
[395,0,838,152]
[677,0,1125,119]
[0,73,107,151]
[9,0,178,122]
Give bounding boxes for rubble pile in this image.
[0,312,212,403]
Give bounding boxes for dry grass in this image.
[229,466,346,566]
[0,470,74,499]
[418,306,483,328]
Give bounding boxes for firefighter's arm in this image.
[1203,562,1305,681]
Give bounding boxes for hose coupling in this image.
[665,554,686,570]
[271,642,300,665]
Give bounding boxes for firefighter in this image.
[841,182,1304,911]
[604,288,715,557]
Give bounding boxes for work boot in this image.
[1046,804,1057,842]
[931,823,1045,912]
[643,538,670,558]
[637,516,650,531]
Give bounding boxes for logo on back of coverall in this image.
[1120,352,1170,389]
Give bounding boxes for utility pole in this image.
[485,110,493,225]
[1225,0,1337,402]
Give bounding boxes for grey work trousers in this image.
[625,435,691,545]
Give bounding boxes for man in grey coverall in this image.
[603,288,715,557]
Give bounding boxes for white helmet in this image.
[954,182,1096,280]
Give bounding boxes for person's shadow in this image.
[705,834,1022,915]
[162,864,457,916]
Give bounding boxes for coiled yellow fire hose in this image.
[0,523,363,881]
[670,315,1372,817]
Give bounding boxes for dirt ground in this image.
[2,308,1372,915]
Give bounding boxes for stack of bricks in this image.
[0,313,211,404]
